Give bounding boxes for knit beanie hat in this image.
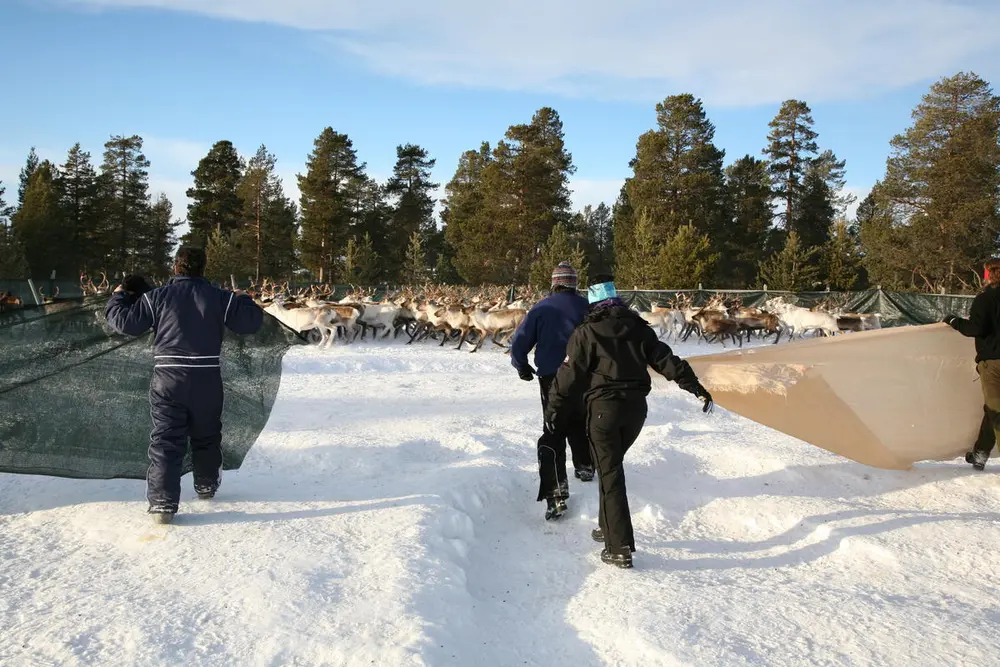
[551,262,578,289]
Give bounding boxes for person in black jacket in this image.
[944,258,1000,471]
[544,275,712,568]
[105,247,263,523]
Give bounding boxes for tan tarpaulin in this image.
[676,324,983,470]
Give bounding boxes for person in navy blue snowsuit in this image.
[510,262,594,520]
[105,247,263,523]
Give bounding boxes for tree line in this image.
[0,71,997,293]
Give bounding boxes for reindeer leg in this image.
[455,328,470,351]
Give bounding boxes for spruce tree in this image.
[822,219,863,290]
[18,147,39,208]
[185,140,245,245]
[857,185,907,289]
[142,194,179,278]
[385,144,437,280]
[723,155,772,287]
[0,181,29,278]
[757,231,821,291]
[615,208,661,289]
[795,160,836,250]
[658,224,718,290]
[297,128,366,282]
[97,135,152,275]
[765,100,819,232]
[441,143,494,283]
[878,72,1000,292]
[13,161,70,278]
[529,223,588,290]
[401,230,429,284]
[587,202,614,274]
[341,233,379,284]
[57,143,101,274]
[205,226,254,284]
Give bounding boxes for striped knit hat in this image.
[551,262,578,289]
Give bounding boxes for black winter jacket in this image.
[951,284,1000,363]
[544,303,700,424]
[105,276,263,369]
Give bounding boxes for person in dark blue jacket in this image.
[510,262,594,520]
[105,247,263,523]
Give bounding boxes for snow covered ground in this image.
[3,337,1000,666]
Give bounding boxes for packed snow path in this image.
[3,341,1000,666]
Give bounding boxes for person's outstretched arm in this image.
[223,290,264,335]
[948,293,990,338]
[641,325,713,412]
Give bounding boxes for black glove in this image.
[544,414,558,433]
[518,366,535,382]
[689,382,714,414]
[121,274,151,296]
[943,314,959,329]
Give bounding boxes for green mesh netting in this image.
[0,296,304,480]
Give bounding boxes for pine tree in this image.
[401,230,429,284]
[658,224,718,289]
[385,144,437,280]
[529,223,588,290]
[623,94,727,243]
[587,202,614,274]
[722,155,772,287]
[239,145,298,281]
[57,143,101,274]
[13,161,71,278]
[822,219,863,290]
[341,233,379,284]
[757,231,821,291]
[765,100,819,232]
[297,128,366,282]
[0,181,29,278]
[353,176,391,274]
[97,135,152,275]
[795,160,836,250]
[18,147,39,208]
[185,140,245,245]
[877,72,1000,292]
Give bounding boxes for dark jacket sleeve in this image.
[223,292,264,335]
[953,293,991,338]
[544,328,591,424]
[641,325,699,392]
[105,291,154,337]
[509,306,539,373]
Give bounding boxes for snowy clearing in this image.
[3,339,1000,666]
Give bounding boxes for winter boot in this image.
[591,527,604,543]
[575,467,595,482]
[600,547,633,569]
[148,506,175,524]
[545,497,568,521]
[966,450,989,471]
[195,485,217,500]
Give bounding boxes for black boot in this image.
[195,484,217,500]
[545,497,568,521]
[591,528,604,542]
[575,467,595,482]
[967,451,989,471]
[601,547,633,569]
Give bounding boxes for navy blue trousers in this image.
[147,367,224,512]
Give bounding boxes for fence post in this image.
[26,279,43,306]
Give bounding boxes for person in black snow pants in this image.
[105,247,263,524]
[510,262,595,521]
[544,275,713,568]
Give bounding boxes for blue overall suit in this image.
[105,276,263,513]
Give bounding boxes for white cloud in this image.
[62,0,1000,105]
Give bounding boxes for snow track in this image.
[2,341,1000,666]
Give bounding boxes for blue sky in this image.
[2,0,999,229]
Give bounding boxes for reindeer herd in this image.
[251,280,540,352]
[638,294,882,347]
[250,280,883,352]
